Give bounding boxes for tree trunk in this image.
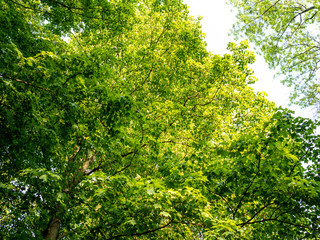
[43,214,61,240]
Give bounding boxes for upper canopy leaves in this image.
[0,0,319,239]
[230,0,320,112]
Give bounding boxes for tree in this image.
[230,0,320,112]
[0,0,319,239]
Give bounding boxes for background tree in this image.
[230,0,320,113]
[1,0,320,239]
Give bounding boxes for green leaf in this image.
[160,211,171,218]
[126,219,136,226]
[147,188,155,195]
[39,175,48,182]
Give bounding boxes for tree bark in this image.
[43,214,61,240]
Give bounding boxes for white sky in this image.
[183,0,314,119]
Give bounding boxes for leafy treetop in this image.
[230,0,320,113]
[0,0,319,239]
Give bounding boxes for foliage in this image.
[230,0,320,111]
[1,0,320,239]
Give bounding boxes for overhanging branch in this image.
[0,74,54,93]
[106,221,171,240]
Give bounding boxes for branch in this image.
[130,64,154,95]
[57,231,67,240]
[238,218,310,229]
[183,93,200,106]
[7,0,102,20]
[106,221,171,240]
[288,147,310,177]
[61,73,80,87]
[7,0,58,17]
[48,0,83,11]
[258,0,281,20]
[298,6,316,15]
[111,163,132,177]
[268,193,294,219]
[237,218,276,225]
[85,166,101,176]
[7,0,33,10]
[275,219,309,229]
[238,202,273,227]
[276,6,316,46]
[161,140,191,147]
[208,189,234,216]
[289,46,320,60]
[71,32,89,58]
[121,145,147,158]
[121,151,135,158]
[113,142,148,176]
[0,74,53,93]
[68,145,83,163]
[233,153,262,219]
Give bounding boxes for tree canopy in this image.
[1,0,320,239]
[230,0,320,113]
